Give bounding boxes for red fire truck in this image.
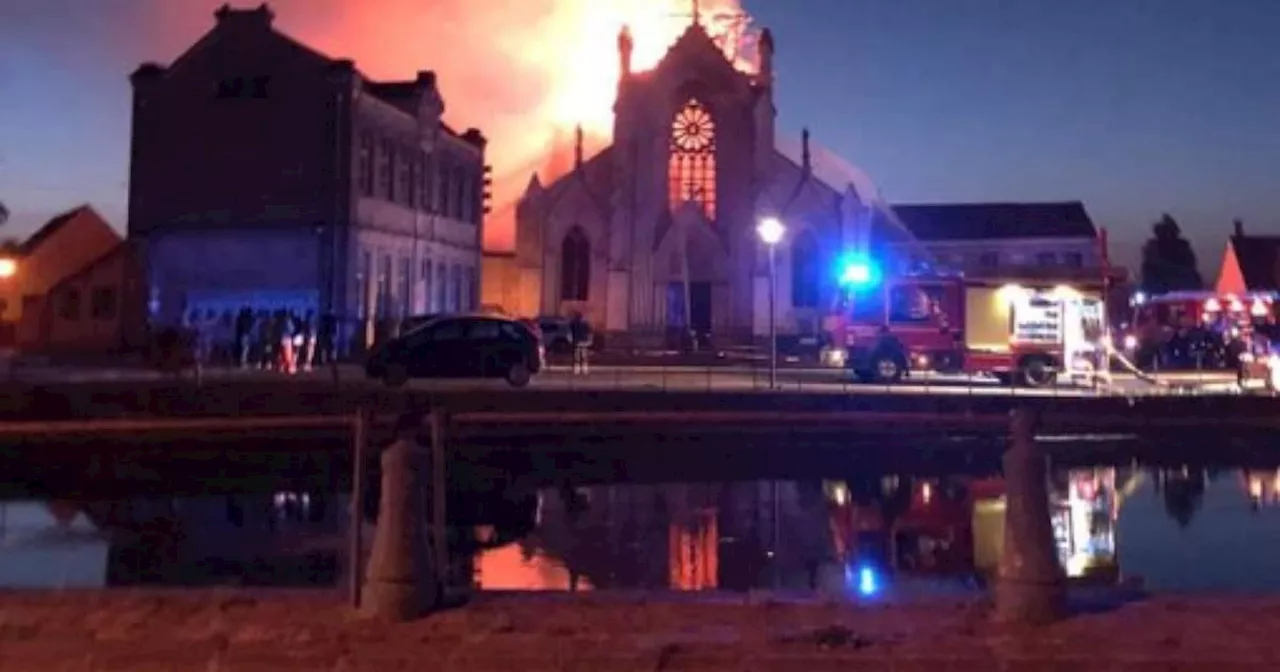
[823,271,1106,387]
[1121,290,1276,370]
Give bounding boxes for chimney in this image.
[215,3,274,28]
[1233,218,1245,238]
[129,62,166,87]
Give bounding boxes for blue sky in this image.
[2,0,1278,275]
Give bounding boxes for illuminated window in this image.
[668,98,717,220]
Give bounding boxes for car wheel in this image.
[505,361,532,388]
[383,363,409,388]
[1020,358,1056,388]
[871,353,904,383]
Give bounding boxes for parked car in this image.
[365,315,544,388]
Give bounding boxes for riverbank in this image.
[0,590,1277,670]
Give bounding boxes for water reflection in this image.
[4,467,1280,593]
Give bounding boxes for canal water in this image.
[2,466,1279,594]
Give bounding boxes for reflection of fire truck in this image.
[824,272,1106,386]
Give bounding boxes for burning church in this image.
[500,11,913,348]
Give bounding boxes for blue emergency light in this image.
[837,254,879,289]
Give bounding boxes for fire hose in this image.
[1096,339,1278,394]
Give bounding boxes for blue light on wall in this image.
[837,254,880,289]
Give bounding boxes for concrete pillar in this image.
[361,429,435,621]
[994,407,1066,625]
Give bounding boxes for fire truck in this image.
[823,268,1107,387]
[1121,290,1276,370]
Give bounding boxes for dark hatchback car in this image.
[365,315,544,388]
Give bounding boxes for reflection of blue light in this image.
[858,566,879,596]
[844,563,881,597]
[837,254,880,288]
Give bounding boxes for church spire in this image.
[574,124,584,170]
[618,24,633,77]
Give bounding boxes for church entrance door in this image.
[690,282,712,337]
[665,281,714,349]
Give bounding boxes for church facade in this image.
[511,20,911,347]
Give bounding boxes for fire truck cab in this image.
[826,273,1106,387]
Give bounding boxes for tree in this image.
[1139,214,1203,293]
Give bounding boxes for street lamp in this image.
[0,258,15,279]
[756,216,785,388]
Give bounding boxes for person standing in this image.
[569,312,593,375]
[234,307,253,369]
[317,311,338,367]
[300,310,318,372]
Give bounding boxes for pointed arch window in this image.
[668,98,717,220]
[560,227,590,301]
[791,231,821,308]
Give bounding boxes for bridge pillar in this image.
[361,426,435,621]
[994,407,1065,625]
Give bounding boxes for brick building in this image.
[128,4,487,351]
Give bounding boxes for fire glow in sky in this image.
[183,0,757,249]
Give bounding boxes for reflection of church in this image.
[509,16,911,346]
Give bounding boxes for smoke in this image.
[120,0,754,250]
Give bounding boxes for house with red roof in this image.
[1215,220,1280,294]
[0,205,137,352]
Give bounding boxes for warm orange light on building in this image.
[0,258,16,279]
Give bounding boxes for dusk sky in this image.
[2,0,1278,275]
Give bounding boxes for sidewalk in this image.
[0,590,1277,670]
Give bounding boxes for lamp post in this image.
[756,216,785,389]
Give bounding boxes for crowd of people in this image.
[180,307,339,375]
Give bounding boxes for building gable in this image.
[1220,235,1280,293]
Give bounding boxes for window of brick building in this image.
[419,153,434,212]
[59,290,81,320]
[453,167,466,220]
[216,77,244,98]
[378,140,394,201]
[438,160,452,217]
[249,76,270,99]
[90,287,117,320]
[355,251,371,319]
[406,153,419,208]
[397,148,413,206]
[399,257,412,317]
[357,134,374,197]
